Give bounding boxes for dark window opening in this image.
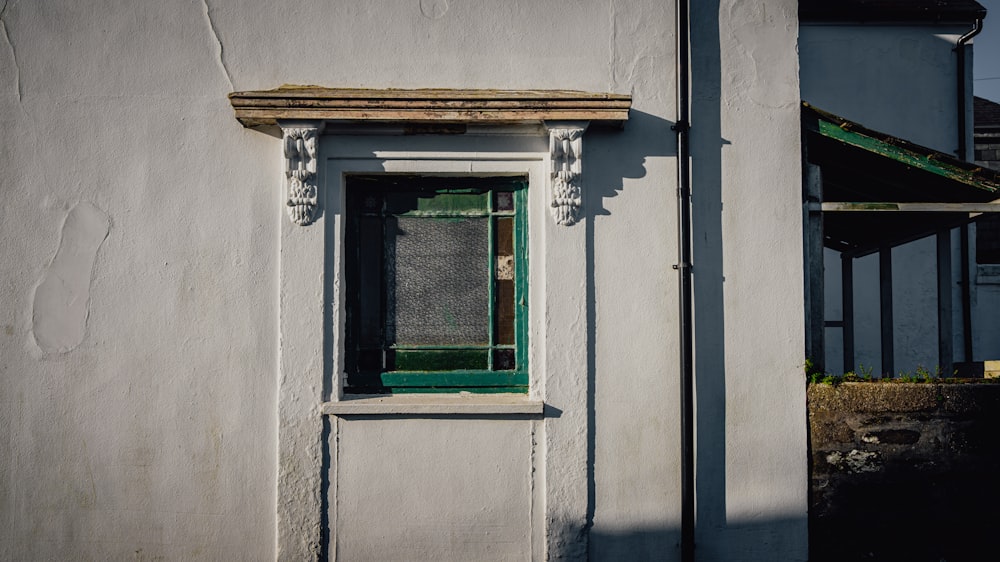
[977,215,1000,264]
[344,175,528,394]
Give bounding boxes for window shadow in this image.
[585,109,677,217]
[583,108,676,544]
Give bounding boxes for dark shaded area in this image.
[585,107,677,558]
[689,0,731,557]
[590,517,808,562]
[800,0,986,23]
[976,213,1000,263]
[809,383,1000,562]
[591,528,680,561]
[975,96,1000,263]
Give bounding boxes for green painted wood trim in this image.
[393,349,488,371]
[805,104,1000,193]
[488,195,496,371]
[514,184,529,371]
[381,386,529,394]
[390,344,497,350]
[323,395,543,414]
[388,191,490,215]
[378,371,529,387]
[343,176,529,394]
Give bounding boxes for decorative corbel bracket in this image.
[280,122,324,225]
[546,122,589,226]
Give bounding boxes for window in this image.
[977,215,1000,264]
[231,88,628,557]
[343,175,528,394]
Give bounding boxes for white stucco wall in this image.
[690,2,807,560]
[800,24,967,156]
[0,1,279,559]
[0,0,807,560]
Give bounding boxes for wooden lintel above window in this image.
[228,86,631,129]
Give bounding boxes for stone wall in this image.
[808,382,1000,561]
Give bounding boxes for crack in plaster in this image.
[201,0,234,90]
[607,0,618,92]
[0,0,22,103]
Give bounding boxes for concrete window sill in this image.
[322,394,545,416]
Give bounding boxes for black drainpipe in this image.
[955,17,983,159]
[672,0,694,559]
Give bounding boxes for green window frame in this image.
[344,175,528,394]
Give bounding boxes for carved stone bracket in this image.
[281,124,322,225]
[547,124,588,226]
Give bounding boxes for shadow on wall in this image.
[589,0,740,557]
[585,107,677,554]
[589,516,808,561]
[585,108,677,216]
[689,0,730,556]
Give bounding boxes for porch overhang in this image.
[802,102,1000,256]
[801,102,1000,376]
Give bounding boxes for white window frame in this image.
[276,128,591,560]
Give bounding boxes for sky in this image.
[976,0,1000,102]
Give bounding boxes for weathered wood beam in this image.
[804,103,1000,193]
[804,163,825,371]
[230,87,631,128]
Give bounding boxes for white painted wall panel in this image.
[800,25,966,155]
[334,419,533,561]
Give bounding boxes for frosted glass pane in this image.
[387,217,489,345]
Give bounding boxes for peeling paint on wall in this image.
[726,1,799,109]
[31,202,110,354]
[419,0,449,20]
